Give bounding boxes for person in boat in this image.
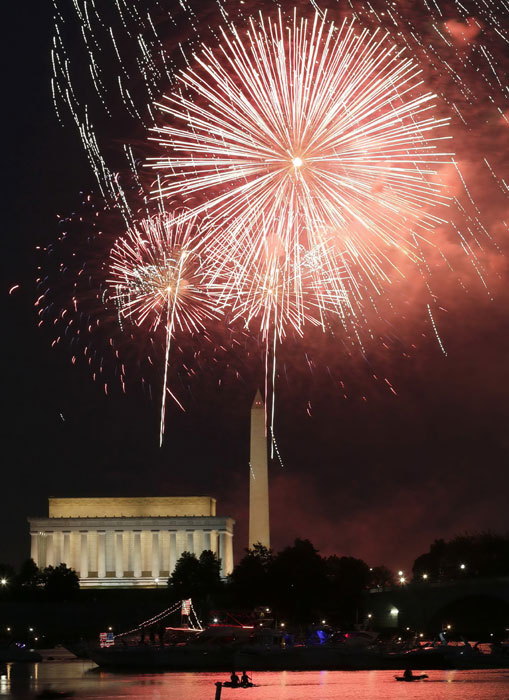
[230,671,240,687]
[241,671,251,686]
[403,668,414,680]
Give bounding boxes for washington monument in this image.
[249,390,270,549]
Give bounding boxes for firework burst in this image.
[108,212,222,443]
[151,11,452,294]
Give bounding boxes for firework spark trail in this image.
[108,212,223,443]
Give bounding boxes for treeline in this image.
[168,541,392,626]
[2,531,508,627]
[0,559,79,600]
[412,532,509,582]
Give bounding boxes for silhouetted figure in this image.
[241,671,251,685]
[230,672,240,687]
[403,668,414,680]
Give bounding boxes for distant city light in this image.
[460,563,466,570]
[446,624,452,630]
[399,576,406,583]
[367,614,372,619]
[280,622,285,628]
[0,579,6,586]
[398,570,403,576]
[390,608,399,616]
[422,573,428,580]
[213,618,218,623]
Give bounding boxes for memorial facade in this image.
[28,497,234,588]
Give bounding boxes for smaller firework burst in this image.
[108,212,222,443]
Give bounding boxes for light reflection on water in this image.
[1,661,509,700]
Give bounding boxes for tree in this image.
[16,558,42,589]
[325,556,371,627]
[198,550,222,596]
[42,563,80,600]
[369,565,395,590]
[269,539,327,623]
[229,544,273,608]
[168,551,202,599]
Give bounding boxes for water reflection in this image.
[1,661,509,700]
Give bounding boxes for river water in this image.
[2,661,509,700]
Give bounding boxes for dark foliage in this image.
[412,533,509,582]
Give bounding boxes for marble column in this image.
[80,531,89,578]
[46,532,55,567]
[97,530,106,579]
[115,531,124,578]
[169,531,177,574]
[203,530,212,551]
[133,531,142,578]
[176,530,185,560]
[30,532,38,565]
[186,530,194,553]
[193,530,203,556]
[151,531,160,579]
[210,530,218,557]
[62,531,71,567]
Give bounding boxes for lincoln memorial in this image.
[28,497,235,588]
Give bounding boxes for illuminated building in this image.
[28,497,234,588]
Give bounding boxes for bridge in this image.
[366,576,509,635]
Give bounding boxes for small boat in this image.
[395,674,428,682]
[222,682,254,688]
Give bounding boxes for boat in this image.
[395,674,428,682]
[89,624,384,671]
[222,682,254,688]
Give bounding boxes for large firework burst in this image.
[151,11,452,292]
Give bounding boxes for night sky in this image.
[3,2,509,575]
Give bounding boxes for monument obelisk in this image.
[249,390,270,549]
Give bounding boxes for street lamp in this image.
[422,573,428,580]
[0,579,6,586]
